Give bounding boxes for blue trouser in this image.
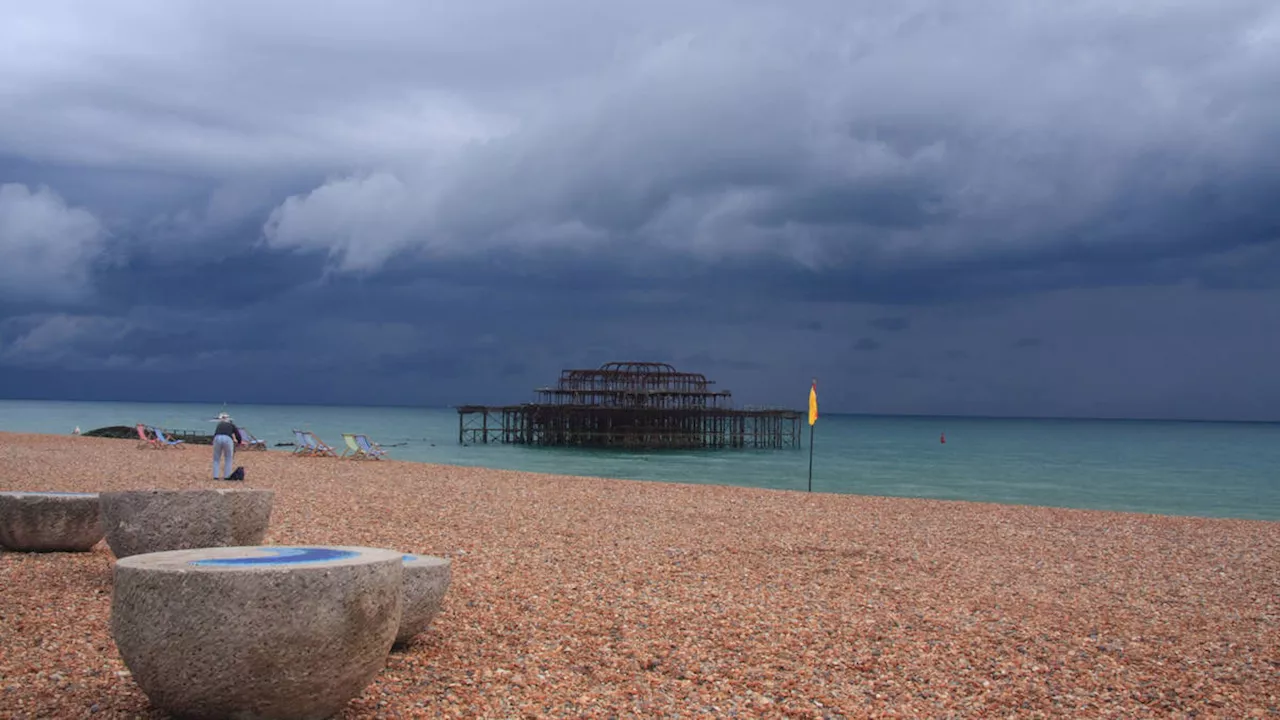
[212,434,235,479]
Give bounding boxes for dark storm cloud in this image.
[870,317,911,333]
[853,338,881,352]
[1,1,1279,418]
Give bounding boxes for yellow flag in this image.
[808,380,818,426]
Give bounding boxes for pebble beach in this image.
[1,432,1277,719]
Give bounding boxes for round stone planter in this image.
[111,545,403,720]
[99,488,274,559]
[0,491,104,552]
[396,553,452,647]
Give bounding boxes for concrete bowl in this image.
[396,553,452,647]
[0,491,103,552]
[99,488,274,558]
[111,545,403,720]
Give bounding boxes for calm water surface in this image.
[1,400,1276,521]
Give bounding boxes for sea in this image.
[1,399,1277,522]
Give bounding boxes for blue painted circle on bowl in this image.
[190,547,360,566]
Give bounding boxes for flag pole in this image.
[807,378,818,492]
[807,417,815,492]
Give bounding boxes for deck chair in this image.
[151,426,185,448]
[135,423,159,450]
[306,431,339,457]
[293,429,337,457]
[340,433,363,459]
[291,429,316,455]
[355,434,387,459]
[238,429,268,451]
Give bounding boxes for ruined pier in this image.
[457,362,801,450]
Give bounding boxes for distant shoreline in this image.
[2,430,1276,526]
[4,404,1279,523]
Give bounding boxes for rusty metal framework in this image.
[458,361,801,450]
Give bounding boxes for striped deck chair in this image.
[291,429,316,455]
[239,429,268,451]
[135,423,159,450]
[293,429,337,457]
[307,431,339,457]
[151,426,185,449]
[355,434,387,459]
[340,433,363,459]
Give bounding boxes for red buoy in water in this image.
[940,431,946,444]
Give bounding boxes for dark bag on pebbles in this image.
[227,466,245,481]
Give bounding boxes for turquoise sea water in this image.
[1,399,1277,521]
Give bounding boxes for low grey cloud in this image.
[1,314,130,366]
[6,2,1279,279]
[0,1,1278,420]
[0,184,105,302]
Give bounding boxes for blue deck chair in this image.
[354,434,387,459]
[307,431,339,457]
[292,429,337,457]
[150,426,185,448]
[238,428,268,450]
[291,429,316,455]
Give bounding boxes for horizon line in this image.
[1,396,1276,426]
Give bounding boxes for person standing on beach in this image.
[211,412,243,480]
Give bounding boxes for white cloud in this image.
[0,183,105,301]
[261,173,427,271]
[1,1,1277,276]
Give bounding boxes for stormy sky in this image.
[2,0,1279,420]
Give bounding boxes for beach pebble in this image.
[1,431,1277,717]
